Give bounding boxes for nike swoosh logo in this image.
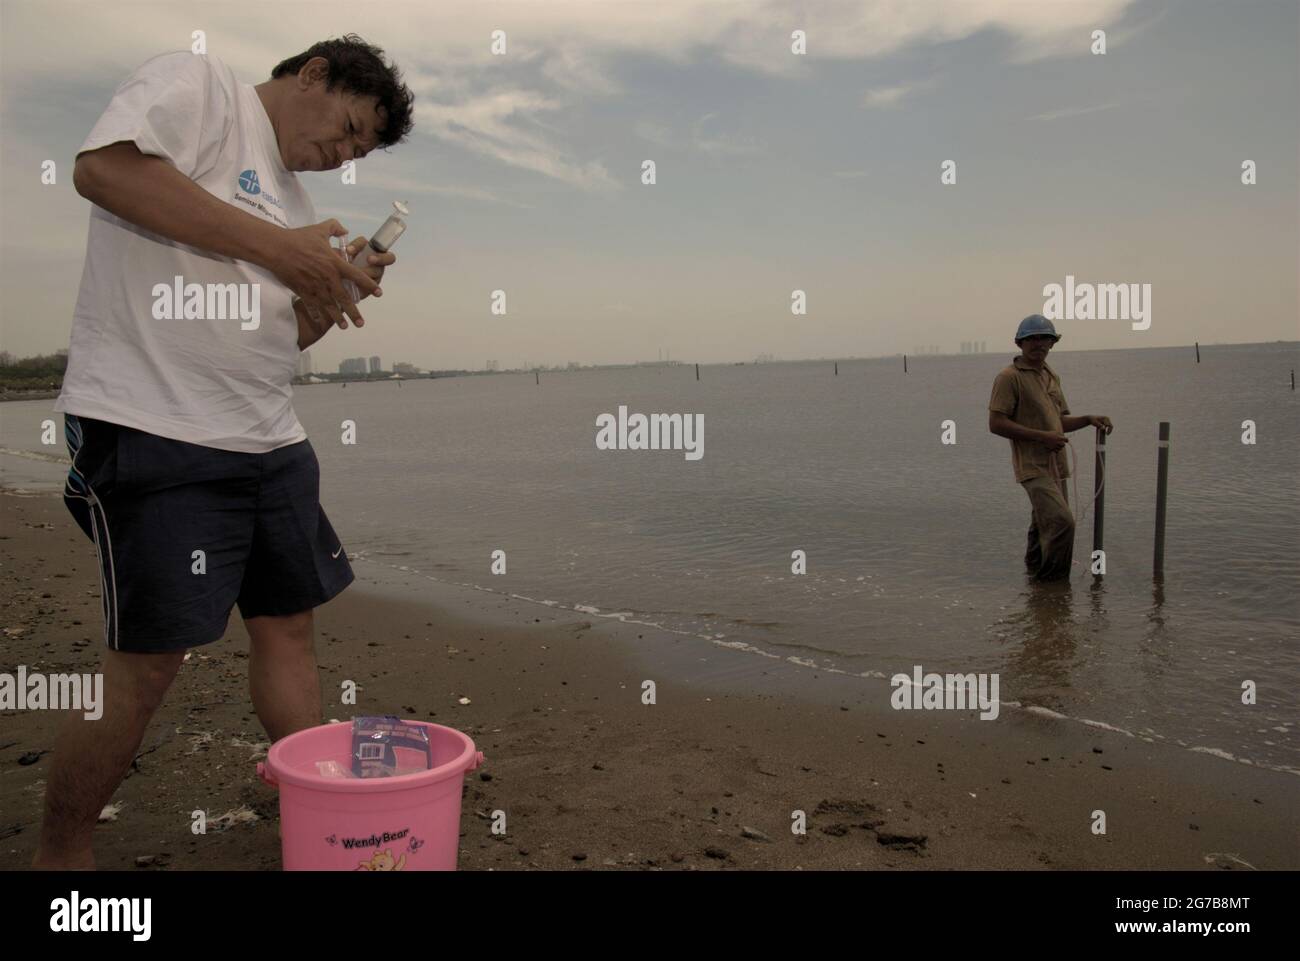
[331,545,344,559]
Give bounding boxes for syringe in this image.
[341,200,410,304]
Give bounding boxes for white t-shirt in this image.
[55,51,315,453]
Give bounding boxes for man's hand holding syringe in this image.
[285,201,409,349]
[67,142,385,340]
[62,141,401,350]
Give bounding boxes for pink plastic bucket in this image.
[256,720,484,871]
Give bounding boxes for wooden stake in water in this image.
[535,370,539,385]
[1153,421,1170,578]
[1291,369,1295,391]
[695,363,700,381]
[834,362,838,376]
[904,354,908,374]
[1093,425,1106,564]
[1195,342,1200,363]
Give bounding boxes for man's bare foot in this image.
[32,849,97,870]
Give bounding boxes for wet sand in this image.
[1,490,1295,870]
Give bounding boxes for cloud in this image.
[416,88,617,190]
[346,169,533,207]
[425,184,535,207]
[0,1,1143,79]
[634,114,763,158]
[717,0,1138,71]
[0,0,1141,194]
[539,46,622,96]
[862,83,917,109]
[690,113,763,158]
[861,73,945,109]
[634,120,674,148]
[1030,102,1120,122]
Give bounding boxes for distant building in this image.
[339,357,367,375]
[567,361,580,370]
[296,350,313,376]
[368,355,382,374]
[393,362,418,375]
[485,360,499,372]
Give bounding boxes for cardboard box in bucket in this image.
[257,718,484,871]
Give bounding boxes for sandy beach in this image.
[1,489,1295,871]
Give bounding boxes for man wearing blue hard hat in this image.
[988,315,1113,581]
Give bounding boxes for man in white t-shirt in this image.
[34,36,414,869]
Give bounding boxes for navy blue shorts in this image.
[62,413,354,653]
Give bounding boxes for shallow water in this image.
[4,342,1298,771]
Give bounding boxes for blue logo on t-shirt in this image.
[237,169,261,195]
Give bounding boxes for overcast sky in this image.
[1,0,1296,372]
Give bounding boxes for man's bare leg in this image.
[246,609,321,743]
[32,648,187,869]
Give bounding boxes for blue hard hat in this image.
[1015,314,1061,343]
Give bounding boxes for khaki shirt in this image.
[989,356,1071,482]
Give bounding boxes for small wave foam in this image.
[0,447,69,465]
[351,553,1300,778]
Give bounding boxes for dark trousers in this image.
[1022,475,1074,581]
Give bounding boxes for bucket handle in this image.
[256,761,278,789]
[467,751,485,773]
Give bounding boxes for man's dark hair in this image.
[271,35,414,147]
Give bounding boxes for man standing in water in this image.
[988,315,1114,581]
[34,36,413,869]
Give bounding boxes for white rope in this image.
[1051,434,1105,524]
